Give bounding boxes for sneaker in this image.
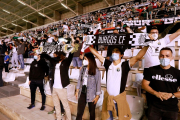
[48,109,55,114]
[40,105,46,111]
[27,104,35,109]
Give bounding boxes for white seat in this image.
[126,72,133,87]
[69,69,80,80]
[132,49,141,56]
[44,81,51,95]
[3,73,16,82]
[95,58,104,69]
[101,71,106,85]
[23,65,30,73]
[98,51,102,55]
[132,73,143,89]
[26,58,34,64]
[102,50,107,57]
[67,84,76,99]
[2,71,7,79]
[67,84,78,103]
[19,77,29,88]
[124,49,132,57]
[126,95,144,120]
[96,90,104,108]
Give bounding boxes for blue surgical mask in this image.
[34,56,38,60]
[160,58,170,67]
[111,53,120,61]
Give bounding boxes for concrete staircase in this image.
[0,76,27,98]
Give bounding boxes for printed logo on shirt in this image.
[152,74,177,82]
[34,64,38,67]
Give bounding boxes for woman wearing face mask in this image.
[75,52,101,120]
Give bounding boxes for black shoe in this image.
[40,105,46,110]
[27,104,35,109]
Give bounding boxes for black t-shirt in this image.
[144,65,180,112]
[104,59,131,94]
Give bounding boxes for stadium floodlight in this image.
[2,9,10,14]
[12,23,18,26]
[61,3,68,9]
[17,0,26,5]
[2,27,8,30]
[38,12,45,17]
[22,19,28,22]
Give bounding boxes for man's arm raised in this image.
[89,46,104,63]
[169,29,180,42]
[129,46,149,67]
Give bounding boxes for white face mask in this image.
[159,58,170,67]
[111,53,120,61]
[83,60,89,66]
[152,33,158,40]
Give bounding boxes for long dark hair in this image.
[84,52,97,75]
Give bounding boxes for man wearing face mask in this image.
[27,53,49,110]
[89,45,149,120]
[142,47,180,120]
[144,27,180,69]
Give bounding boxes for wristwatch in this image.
[172,93,176,98]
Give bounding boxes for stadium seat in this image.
[102,50,107,57]
[124,49,132,57]
[19,77,29,88]
[3,73,16,82]
[126,72,133,87]
[23,65,30,73]
[126,95,144,120]
[44,81,51,95]
[132,73,143,88]
[69,69,80,80]
[101,71,106,85]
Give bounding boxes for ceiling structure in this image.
[0,0,103,37]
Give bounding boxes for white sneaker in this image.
[11,68,15,70]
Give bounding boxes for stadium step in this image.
[0,85,20,97]
[0,95,55,120]
[0,92,7,98]
[15,76,27,83]
[8,81,25,87]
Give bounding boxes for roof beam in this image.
[17,0,55,22]
[0,31,7,35]
[58,0,78,15]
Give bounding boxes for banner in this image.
[84,33,151,48]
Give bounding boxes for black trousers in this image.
[0,69,3,87]
[4,63,9,72]
[76,92,96,120]
[148,105,178,120]
[49,80,65,113]
[30,81,46,105]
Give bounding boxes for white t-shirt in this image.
[144,35,171,68]
[47,37,54,43]
[83,68,88,86]
[53,62,63,89]
[103,59,123,97]
[63,25,69,32]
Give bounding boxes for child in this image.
[4,51,10,73]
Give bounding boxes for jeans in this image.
[148,105,178,120]
[11,53,19,68]
[107,103,118,120]
[0,69,3,87]
[30,81,46,105]
[72,57,82,68]
[18,54,24,69]
[4,63,9,72]
[76,92,96,120]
